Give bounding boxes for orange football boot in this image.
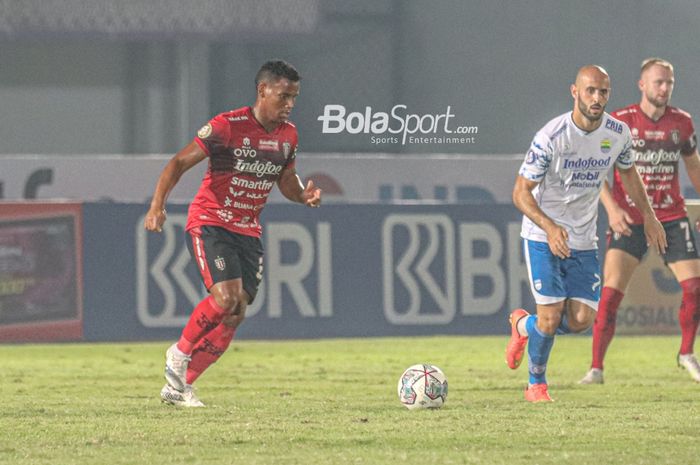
[505,309,529,369]
[524,383,553,403]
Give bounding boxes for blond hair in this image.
[640,57,674,75]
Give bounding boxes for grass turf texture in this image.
[2,336,699,465]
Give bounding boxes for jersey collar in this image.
[247,106,284,135]
[568,111,605,136]
[636,103,669,124]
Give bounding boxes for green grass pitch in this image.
[2,336,700,465]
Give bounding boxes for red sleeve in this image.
[194,114,231,156]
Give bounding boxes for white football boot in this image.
[160,383,205,407]
[164,343,191,392]
[678,353,700,383]
[578,368,604,384]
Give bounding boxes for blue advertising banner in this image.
[82,203,536,341]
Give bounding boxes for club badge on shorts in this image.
[214,256,226,271]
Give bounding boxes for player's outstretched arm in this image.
[600,179,633,236]
[512,175,570,259]
[617,166,666,254]
[144,141,207,232]
[277,166,322,207]
[682,149,700,195]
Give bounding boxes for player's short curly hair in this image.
[255,60,301,87]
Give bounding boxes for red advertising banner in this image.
[0,202,83,342]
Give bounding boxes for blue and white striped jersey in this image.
[519,111,633,250]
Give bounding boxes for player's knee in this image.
[537,313,561,335]
[212,290,245,312]
[568,312,595,333]
[566,307,596,333]
[222,294,248,329]
[212,293,235,311]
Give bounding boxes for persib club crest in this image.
[282,142,292,159]
[214,256,226,271]
[671,130,680,144]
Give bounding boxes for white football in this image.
[397,364,448,410]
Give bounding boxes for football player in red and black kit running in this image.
[580,58,700,384]
[144,60,321,406]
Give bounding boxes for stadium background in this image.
[0,0,698,342]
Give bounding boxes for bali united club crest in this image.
[282,142,292,159]
[197,123,212,139]
[671,130,680,145]
[243,137,251,147]
[214,256,226,271]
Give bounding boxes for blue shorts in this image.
[523,239,601,310]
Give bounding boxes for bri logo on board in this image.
[605,119,623,134]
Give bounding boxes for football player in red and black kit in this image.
[580,58,700,384]
[144,60,321,406]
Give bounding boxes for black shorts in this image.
[606,217,699,264]
[186,225,264,303]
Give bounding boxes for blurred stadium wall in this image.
[1,0,698,342]
[1,0,699,156]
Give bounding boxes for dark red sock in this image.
[186,323,236,384]
[177,295,227,355]
[591,286,624,370]
[679,277,700,355]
